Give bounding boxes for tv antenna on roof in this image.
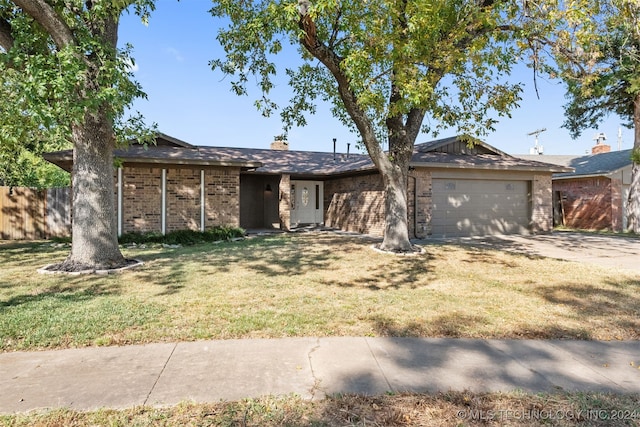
[527,128,547,155]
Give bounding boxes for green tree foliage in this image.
[0,0,156,269]
[524,0,640,233]
[210,0,527,250]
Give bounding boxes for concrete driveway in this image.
[426,232,640,274]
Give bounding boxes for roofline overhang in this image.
[553,173,609,180]
[116,157,264,169]
[552,164,631,180]
[43,152,263,170]
[409,161,573,173]
[155,132,194,148]
[245,166,378,178]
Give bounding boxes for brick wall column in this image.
[409,169,432,238]
[116,167,123,236]
[279,174,291,231]
[532,174,553,233]
[161,169,167,235]
[200,169,205,232]
[611,178,623,232]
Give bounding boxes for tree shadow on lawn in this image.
[424,240,546,263]
[0,241,70,269]
[192,234,365,278]
[324,254,435,291]
[535,280,640,316]
[530,279,640,339]
[0,279,121,308]
[137,261,186,296]
[369,312,488,337]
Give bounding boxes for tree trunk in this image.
[297,7,418,253]
[374,128,415,252]
[379,161,413,252]
[626,92,640,233]
[63,109,125,270]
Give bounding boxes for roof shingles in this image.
[43,135,571,175]
[518,150,632,178]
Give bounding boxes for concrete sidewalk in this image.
[1,337,639,414]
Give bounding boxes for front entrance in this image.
[290,181,324,226]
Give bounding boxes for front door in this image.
[290,181,324,225]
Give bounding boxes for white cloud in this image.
[166,47,184,62]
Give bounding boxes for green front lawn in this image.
[1,232,638,352]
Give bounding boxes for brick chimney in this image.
[270,137,289,150]
[592,132,611,154]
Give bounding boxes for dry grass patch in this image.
[1,233,639,351]
[2,392,638,426]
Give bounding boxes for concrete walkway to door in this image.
[421,232,640,274]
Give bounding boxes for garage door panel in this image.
[432,179,530,237]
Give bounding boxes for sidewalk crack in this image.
[307,338,322,400]
[144,343,177,406]
[365,338,393,392]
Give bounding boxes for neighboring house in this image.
[44,133,569,238]
[519,141,633,232]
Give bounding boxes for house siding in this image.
[324,174,385,236]
[204,167,240,228]
[279,174,291,231]
[326,169,554,237]
[116,165,240,235]
[121,167,162,233]
[409,169,432,238]
[554,177,617,231]
[166,168,201,232]
[532,174,553,233]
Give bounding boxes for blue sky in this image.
[119,1,633,156]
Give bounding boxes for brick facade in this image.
[610,178,623,232]
[325,169,553,237]
[324,173,385,235]
[116,165,240,235]
[532,174,553,233]
[121,167,162,233]
[409,169,432,238]
[278,174,291,231]
[116,164,555,237]
[204,168,240,228]
[324,172,432,237]
[554,177,621,231]
[166,168,201,232]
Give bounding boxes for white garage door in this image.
[431,179,530,237]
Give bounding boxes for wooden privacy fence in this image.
[0,186,71,240]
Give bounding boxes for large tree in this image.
[210,0,525,252]
[525,0,640,233]
[0,0,154,269]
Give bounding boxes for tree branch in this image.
[0,17,14,51]
[405,108,426,143]
[298,6,385,166]
[327,7,341,49]
[13,0,75,48]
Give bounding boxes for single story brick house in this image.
[520,142,633,232]
[44,133,570,238]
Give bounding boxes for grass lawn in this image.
[2,391,639,426]
[1,232,639,352]
[2,233,639,426]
